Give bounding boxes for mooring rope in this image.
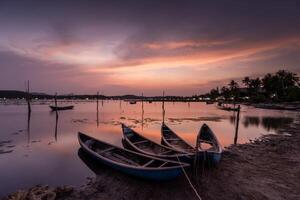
[176,155,202,200]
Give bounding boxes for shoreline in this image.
[3,114,300,200]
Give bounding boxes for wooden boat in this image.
[49,105,74,111]
[129,100,137,104]
[121,124,193,163]
[196,123,222,164]
[161,123,195,154]
[78,132,190,180]
[162,123,222,165]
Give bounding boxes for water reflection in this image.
[27,111,31,144]
[243,116,260,128]
[0,101,298,197]
[54,112,58,141]
[261,117,294,131]
[241,116,294,131]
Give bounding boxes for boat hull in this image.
[50,105,74,111]
[79,133,189,181]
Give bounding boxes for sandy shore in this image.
[4,114,300,200]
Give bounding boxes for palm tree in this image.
[242,77,251,88]
[228,80,239,91]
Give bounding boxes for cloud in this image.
[0,0,300,95]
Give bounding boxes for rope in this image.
[176,155,202,200]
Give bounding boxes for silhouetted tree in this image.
[262,70,299,100]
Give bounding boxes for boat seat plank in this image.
[160,149,173,155]
[133,140,148,145]
[113,153,140,166]
[166,138,181,141]
[158,162,168,168]
[97,147,115,154]
[143,159,154,167]
[199,139,214,145]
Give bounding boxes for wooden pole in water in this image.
[26,80,31,114]
[141,93,144,130]
[96,91,99,110]
[193,129,201,176]
[97,92,99,127]
[162,91,165,123]
[234,105,241,145]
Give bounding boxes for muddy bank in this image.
[3,115,300,200]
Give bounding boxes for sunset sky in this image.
[0,0,300,95]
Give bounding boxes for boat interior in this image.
[198,126,219,152]
[80,134,180,168]
[162,126,195,152]
[124,128,179,156]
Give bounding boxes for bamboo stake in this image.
[26,80,31,114]
[97,92,99,127]
[162,91,165,123]
[234,105,241,145]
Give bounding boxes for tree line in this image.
[201,70,300,102]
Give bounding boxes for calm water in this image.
[0,100,297,197]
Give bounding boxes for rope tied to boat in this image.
[176,155,202,200]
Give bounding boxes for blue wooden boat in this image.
[78,132,190,180]
[162,123,222,165]
[121,124,194,163]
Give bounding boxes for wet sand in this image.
[3,114,300,200]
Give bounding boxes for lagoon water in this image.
[0,100,297,197]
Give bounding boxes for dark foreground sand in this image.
[4,114,300,200]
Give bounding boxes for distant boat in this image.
[162,123,222,165]
[129,100,137,104]
[49,105,74,111]
[197,124,222,164]
[78,132,190,180]
[206,101,214,104]
[121,124,193,163]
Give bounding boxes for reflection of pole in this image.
[55,111,58,141]
[234,105,241,145]
[27,110,31,144]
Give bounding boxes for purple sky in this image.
[0,0,300,95]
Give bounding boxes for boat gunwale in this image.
[198,124,222,154]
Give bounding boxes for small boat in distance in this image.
[78,132,190,180]
[197,123,222,164]
[206,101,214,104]
[49,105,74,111]
[129,100,137,104]
[121,124,194,163]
